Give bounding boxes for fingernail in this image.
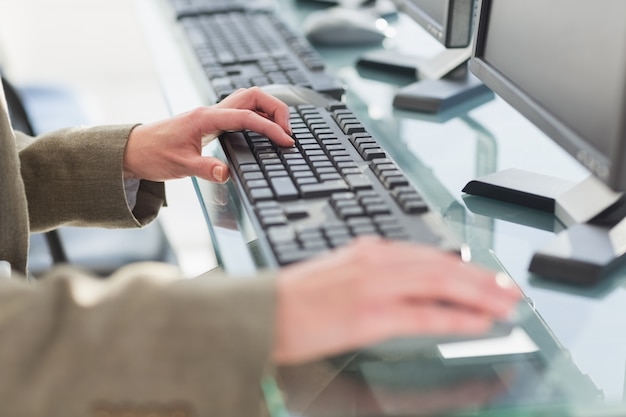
[495,272,515,289]
[213,165,225,183]
[285,116,292,135]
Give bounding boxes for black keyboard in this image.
[220,101,461,266]
[174,8,345,101]
[169,0,252,18]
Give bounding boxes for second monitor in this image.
[358,0,493,113]
[464,0,626,285]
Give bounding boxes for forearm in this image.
[0,265,277,416]
[16,126,165,231]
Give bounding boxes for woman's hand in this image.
[273,236,522,365]
[123,87,294,183]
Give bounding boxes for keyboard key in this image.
[338,206,366,219]
[319,173,343,181]
[270,177,299,201]
[402,200,430,214]
[267,226,296,245]
[362,148,387,160]
[345,174,373,191]
[365,204,392,216]
[249,187,274,202]
[283,206,309,220]
[247,179,268,188]
[300,180,349,198]
[277,248,325,265]
[240,164,261,173]
[227,135,256,168]
[242,171,264,181]
[371,162,397,176]
[383,176,410,189]
[261,215,288,228]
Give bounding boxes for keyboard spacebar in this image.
[300,180,349,198]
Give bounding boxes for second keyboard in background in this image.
[169,0,252,17]
[178,10,345,101]
[221,103,462,266]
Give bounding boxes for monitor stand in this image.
[357,46,493,113]
[463,169,626,285]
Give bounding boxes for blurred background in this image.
[0,0,217,277]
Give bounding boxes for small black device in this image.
[397,0,474,49]
[357,0,493,113]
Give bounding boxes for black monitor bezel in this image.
[470,0,626,191]
[394,0,475,49]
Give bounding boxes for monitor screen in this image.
[471,0,626,191]
[394,0,476,48]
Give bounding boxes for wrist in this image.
[123,124,144,179]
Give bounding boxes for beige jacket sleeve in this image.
[15,125,164,232]
[0,265,278,417]
[1,83,279,416]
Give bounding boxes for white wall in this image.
[0,0,217,276]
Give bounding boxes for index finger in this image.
[217,87,292,136]
[209,108,295,147]
[358,240,522,318]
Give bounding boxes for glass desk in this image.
[134,0,626,415]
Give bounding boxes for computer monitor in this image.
[464,0,626,285]
[301,0,372,4]
[357,0,493,113]
[397,0,473,48]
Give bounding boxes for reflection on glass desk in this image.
[133,0,626,415]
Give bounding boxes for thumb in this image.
[191,156,231,183]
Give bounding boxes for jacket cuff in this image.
[19,124,164,231]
